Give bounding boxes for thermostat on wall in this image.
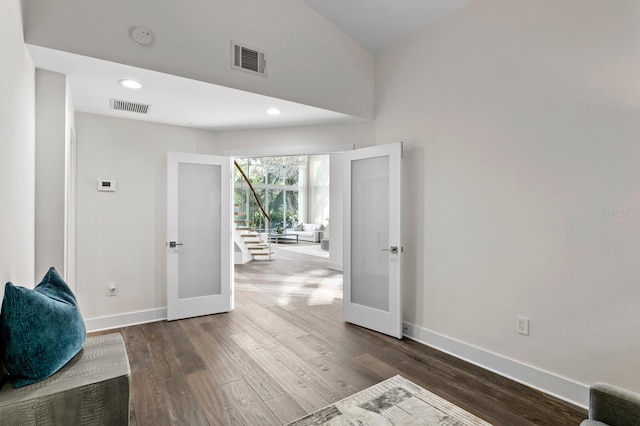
[97,180,116,192]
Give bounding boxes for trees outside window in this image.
[234,156,307,231]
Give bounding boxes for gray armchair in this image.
[581,383,640,426]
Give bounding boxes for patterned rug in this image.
[286,375,492,426]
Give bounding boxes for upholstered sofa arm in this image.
[586,382,640,426]
[0,333,130,425]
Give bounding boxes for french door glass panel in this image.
[177,163,222,299]
[351,156,389,312]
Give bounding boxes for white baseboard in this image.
[85,307,167,332]
[402,322,589,409]
[328,262,343,271]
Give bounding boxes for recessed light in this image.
[266,108,281,116]
[118,79,142,89]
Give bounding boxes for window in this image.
[234,156,307,231]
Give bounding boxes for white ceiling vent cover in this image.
[110,98,151,114]
[231,41,267,77]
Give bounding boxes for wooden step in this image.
[247,245,268,250]
[252,252,274,258]
[240,233,259,238]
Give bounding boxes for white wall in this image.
[376,0,640,395]
[75,113,219,324]
[307,155,330,226]
[35,69,68,281]
[219,122,374,153]
[328,153,343,271]
[0,0,35,286]
[219,122,375,272]
[24,0,374,119]
[66,81,77,292]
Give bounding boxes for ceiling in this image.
[28,1,471,132]
[28,45,356,131]
[301,0,471,54]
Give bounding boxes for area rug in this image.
[286,375,492,425]
[276,243,329,259]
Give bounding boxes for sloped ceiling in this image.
[301,0,472,53]
[25,0,469,130]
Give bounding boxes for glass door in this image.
[343,143,402,338]
[166,152,232,320]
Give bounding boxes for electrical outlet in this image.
[516,316,529,335]
[108,283,118,297]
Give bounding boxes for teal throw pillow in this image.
[1,267,86,388]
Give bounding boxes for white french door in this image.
[343,143,402,338]
[166,152,233,321]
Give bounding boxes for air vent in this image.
[231,41,267,77]
[110,98,151,114]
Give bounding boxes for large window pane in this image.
[233,156,306,231]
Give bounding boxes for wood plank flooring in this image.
[91,244,587,425]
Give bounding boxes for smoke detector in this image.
[130,26,154,48]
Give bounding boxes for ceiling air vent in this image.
[109,98,151,114]
[231,41,267,77]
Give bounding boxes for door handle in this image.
[168,241,184,248]
[382,246,398,254]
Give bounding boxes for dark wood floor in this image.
[92,244,587,425]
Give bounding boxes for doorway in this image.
[231,154,342,311]
[222,142,402,339]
